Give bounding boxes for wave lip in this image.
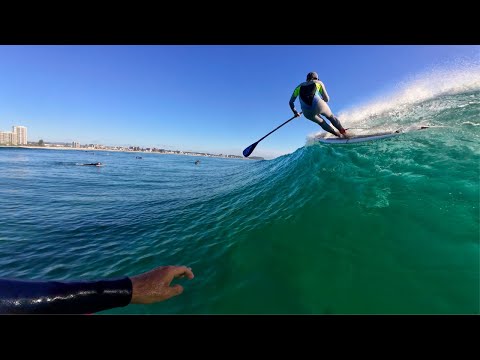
[338,62,480,127]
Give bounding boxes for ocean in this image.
[1,70,479,314]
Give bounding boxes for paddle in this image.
[243,113,302,157]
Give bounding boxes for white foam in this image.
[338,60,480,128]
[305,130,327,145]
[462,121,480,126]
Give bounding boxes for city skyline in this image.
[0,124,259,159]
[0,120,260,158]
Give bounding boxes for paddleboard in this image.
[314,126,428,144]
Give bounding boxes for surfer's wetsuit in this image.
[289,79,346,137]
[0,277,132,314]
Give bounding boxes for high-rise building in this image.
[13,126,27,145]
[0,131,13,145]
[0,125,28,145]
[72,141,80,148]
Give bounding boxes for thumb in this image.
[169,284,184,297]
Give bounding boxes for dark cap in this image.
[306,72,319,81]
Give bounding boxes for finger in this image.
[178,267,194,278]
[169,284,184,297]
[169,266,194,280]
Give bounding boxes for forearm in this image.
[0,277,132,314]
[289,97,298,114]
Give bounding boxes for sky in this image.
[0,45,478,159]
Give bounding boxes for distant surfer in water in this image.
[195,160,200,165]
[289,71,348,138]
[81,162,102,166]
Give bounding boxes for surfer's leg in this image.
[304,104,340,137]
[324,114,347,137]
[315,98,347,137]
[311,114,338,136]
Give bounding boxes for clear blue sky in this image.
[0,45,478,158]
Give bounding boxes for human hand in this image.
[294,111,302,118]
[130,265,194,304]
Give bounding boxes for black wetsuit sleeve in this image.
[0,277,132,314]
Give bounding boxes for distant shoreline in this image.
[0,145,263,160]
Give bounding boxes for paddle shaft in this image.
[255,113,301,144]
[243,113,303,157]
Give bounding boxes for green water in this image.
[1,91,479,314]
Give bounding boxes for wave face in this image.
[1,69,479,314]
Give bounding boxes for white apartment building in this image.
[13,126,27,145]
[0,131,13,145]
[0,126,27,145]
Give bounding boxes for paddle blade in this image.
[243,142,258,157]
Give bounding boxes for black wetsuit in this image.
[0,277,132,314]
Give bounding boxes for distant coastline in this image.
[0,145,265,161]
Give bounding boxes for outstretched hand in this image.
[130,265,195,304]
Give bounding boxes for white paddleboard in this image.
[314,126,428,144]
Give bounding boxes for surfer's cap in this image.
[306,72,319,81]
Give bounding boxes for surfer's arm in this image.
[0,277,132,314]
[0,265,194,314]
[318,81,330,102]
[289,85,301,115]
